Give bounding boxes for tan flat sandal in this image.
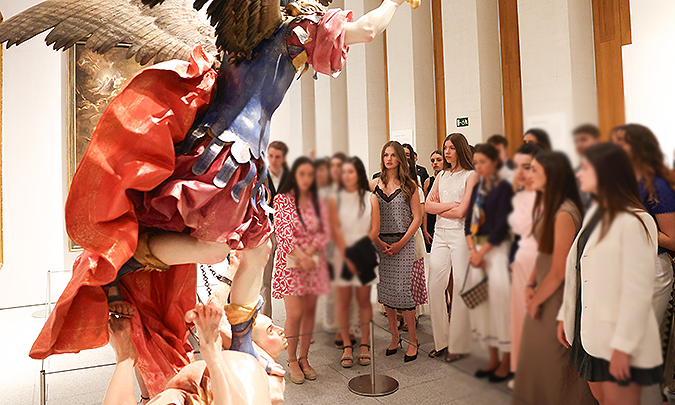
[298,356,317,380]
[287,358,305,384]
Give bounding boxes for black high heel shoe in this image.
[386,337,402,356]
[404,341,420,363]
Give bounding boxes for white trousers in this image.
[428,228,472,353]
[654,253,674,324]
[469,241,511,353]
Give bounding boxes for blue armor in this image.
[177,20,305,211]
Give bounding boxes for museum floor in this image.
[0,290,662,405]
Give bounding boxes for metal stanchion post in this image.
[32,270,52,319]
[348,321,398,396]
[40,367,46,405]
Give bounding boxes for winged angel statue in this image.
[0,0,419,395]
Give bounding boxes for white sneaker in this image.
[507,380,515,390]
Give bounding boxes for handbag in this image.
[414,228,426,261]
[459,264,488,309]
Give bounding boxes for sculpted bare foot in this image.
[107,285,136,318]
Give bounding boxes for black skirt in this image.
[569,329,664,386]
[569,210,664,386]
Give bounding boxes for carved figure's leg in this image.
[225,239,272,358]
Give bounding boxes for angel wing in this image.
[141,0,284,60]
[0,0,218,65]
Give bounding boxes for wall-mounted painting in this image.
[66,43,146,251]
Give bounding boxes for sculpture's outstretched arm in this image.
[344,0,417,45]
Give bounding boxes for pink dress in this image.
[272,192,331,298]
[508,190,538,372]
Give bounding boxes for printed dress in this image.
[272,192,331,298]
[375,186,416,310]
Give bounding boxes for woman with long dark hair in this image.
[558,143,663,404]
[329,156,381,368]
[612,124,675,323]
[272,157,331,384]
[508,143,542,378]
[512,151,595,404]
[464,143,514,382]
[370,141,423,362]
[425,133,478,362]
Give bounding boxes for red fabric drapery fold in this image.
[29,45,217,396]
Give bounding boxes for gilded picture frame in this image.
[66,43,145,251]
[0,13,4,269]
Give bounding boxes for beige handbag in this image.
[414,228,426,261]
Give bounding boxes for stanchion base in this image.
[348,374,399,397]
[32,309,49,319]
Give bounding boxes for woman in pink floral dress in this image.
[273,156,331,384]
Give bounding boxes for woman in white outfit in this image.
[425,133,478,362]
[329,156,381,368]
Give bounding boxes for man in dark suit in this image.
[260,140,289,317]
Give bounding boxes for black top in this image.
[426,176,437,235]
[464,179,514,246]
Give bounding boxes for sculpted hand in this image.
[108,315,137,364]
[186,303,223,348]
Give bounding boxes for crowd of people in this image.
[260,123,675,404]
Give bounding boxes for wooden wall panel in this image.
[592,0,630,139]
[498,0,524,156]
[431,0,447,149]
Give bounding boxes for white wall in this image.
[441,0,502,146]
[1,0,75,308]
[623,0,675,167]
[518,0,596,159]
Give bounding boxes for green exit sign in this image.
[456,117,469,127]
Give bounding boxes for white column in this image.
[313,75,333,157]
[386,4,416,144]
[623,0,675,165]
[345,0,389,176]
[518,0,597,157]
[441,0,502,145]
[411,0,439,163]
